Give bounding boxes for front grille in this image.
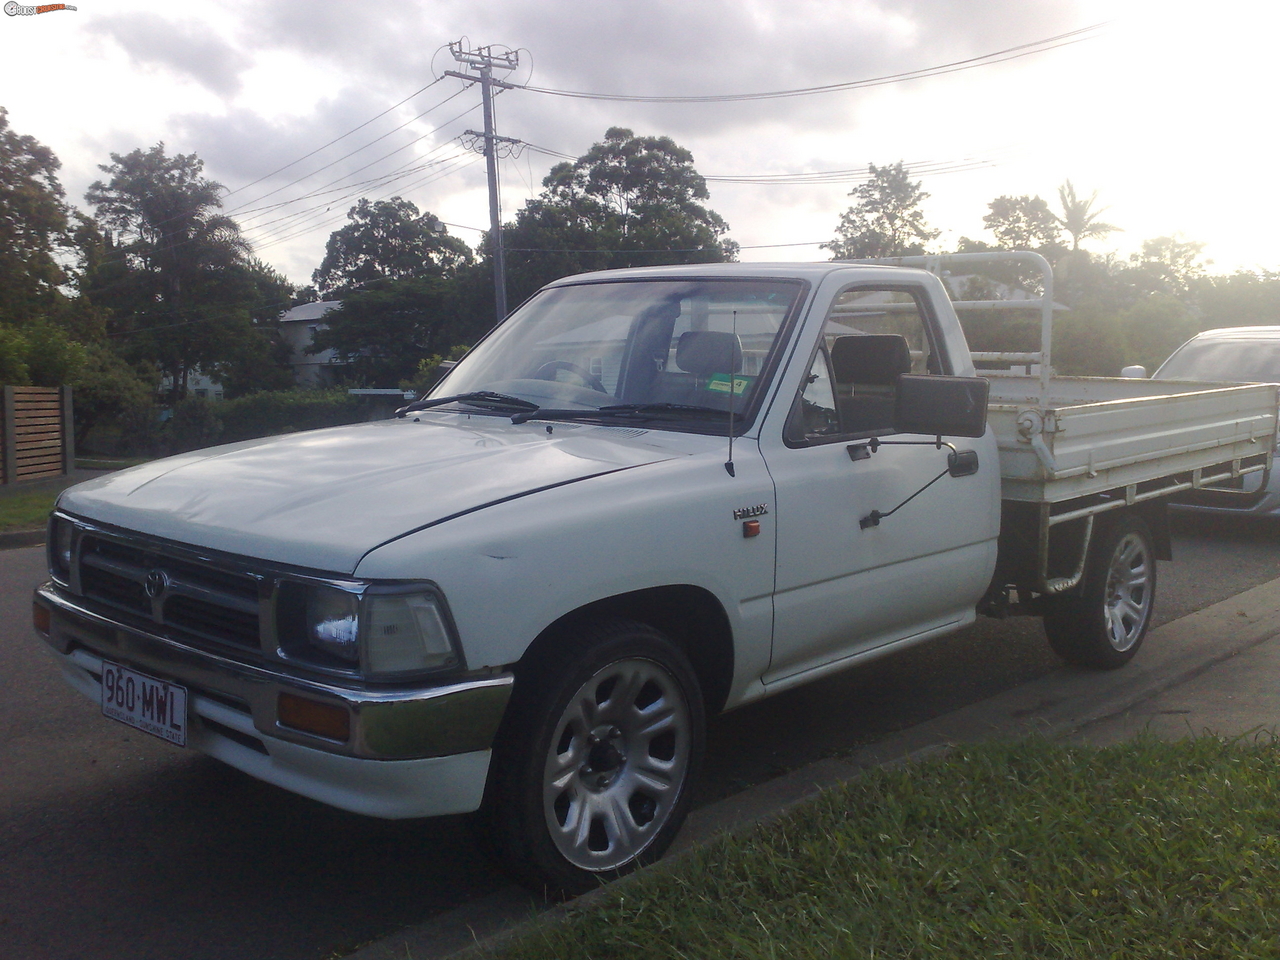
[81,561,149,613]
[166,594,260,646]
[76,531,264,654]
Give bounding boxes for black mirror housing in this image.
[894,374,990,439]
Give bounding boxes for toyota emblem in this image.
[144,569,170,600]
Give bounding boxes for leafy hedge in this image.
[93,388,383,457]
[216,388,369,444]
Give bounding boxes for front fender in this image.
[354,449,777,705]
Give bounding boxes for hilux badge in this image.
[732,504,769,520]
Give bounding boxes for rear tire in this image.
[480,619,705,898]
[1043,514,1156,669]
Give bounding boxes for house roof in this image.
[279,300,341,323]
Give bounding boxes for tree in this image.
[71,342,157,448]
[311,197,474,297]
[1127,235,1208,299]
[1198,270,1280,331]
[0,106,72,328]
[982,195,1060,250]
[307,276,467,386]
[501,127,737,302]
[199,257,298,398]
[84,144,281,401]
[1054,180,1119,252]
[824,162,939,260]
[551,127,729,237]
[0,317,87,387]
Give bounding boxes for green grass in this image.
[487,736,1280,960]
[0,460,143,533]
[0,488,55,532]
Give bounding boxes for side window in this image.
[787,286,940,443]
[790,347,839,439]
[826,287,939,374]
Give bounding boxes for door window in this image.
[788,287,942,442]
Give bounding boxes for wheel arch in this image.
[515,585,735,715]
[992,499,1171,605]
[1078,501,1170,594]
[1042,505,1158,669]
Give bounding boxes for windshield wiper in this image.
[510,403,731,425]
[396,391,540,417]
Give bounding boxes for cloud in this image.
[70,0,1091,280]
[219,0,1081,157]
[93,11,251,96]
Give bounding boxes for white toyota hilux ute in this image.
[33,254,1279,894]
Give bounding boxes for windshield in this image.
[432,278,806,427]
[1155,338,1280,383]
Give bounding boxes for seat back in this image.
[830,334,911,386]
[676,331,743,377]
[830,334,911,434]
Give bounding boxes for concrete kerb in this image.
[348,575,1280,960]
[0,528,45,550]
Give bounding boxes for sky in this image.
[1,0,1276,288]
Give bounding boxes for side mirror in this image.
[1120,364,1148,379]
[947,449,980,477]
[894,374,989,439]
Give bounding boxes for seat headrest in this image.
[676,331,743,376]
[830,334,911,385]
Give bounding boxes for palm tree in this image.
[87,145,254,400]
[1054,180,1120,252]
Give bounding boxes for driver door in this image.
[760,285,998,686]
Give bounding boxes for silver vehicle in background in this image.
[1129,327,1280,516]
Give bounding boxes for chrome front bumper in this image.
[34,583,514,819]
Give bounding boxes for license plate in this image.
[101,661,188,747]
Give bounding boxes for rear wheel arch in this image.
[1043,509,1157,669]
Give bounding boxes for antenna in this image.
[725,310,737,477]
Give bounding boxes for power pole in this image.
[445,41,518,322]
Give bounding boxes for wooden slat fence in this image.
[1,386,74,485]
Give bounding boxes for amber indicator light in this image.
[277,692,350,742]
[32,602,50,636]
[742,520,761,538]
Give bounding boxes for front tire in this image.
[1043,514,1156,669]
[482,620,705,897]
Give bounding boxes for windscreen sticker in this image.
[704,374,754,395]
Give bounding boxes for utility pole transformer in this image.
[446,41,518,323]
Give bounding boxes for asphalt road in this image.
[2,510,1277,960]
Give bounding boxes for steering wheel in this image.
[533,359,608,395]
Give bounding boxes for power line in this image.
[89,77,462,249]
[703,157,998,185]
[508,23,1106,103]
[225,85,472,216]
[517,140,997,188]
[234,101,487,245]
[240,142,468,240]
[87,26,1103,295]
[78,73,489,296]
[221,76,446,201]
[252,154,483,252]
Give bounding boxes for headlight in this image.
[305,586,361,664]
[292,582,461,676]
